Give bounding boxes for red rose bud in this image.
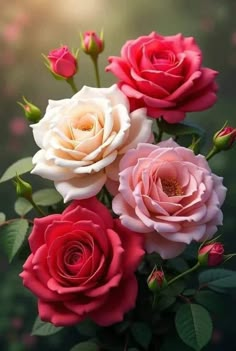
[18,97,41,123]
[47,46,77,78]
[147,268,166,292]
[81,31,104,58]
[213,126,236,151]
[198,242,224,266]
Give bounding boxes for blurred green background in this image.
[0,0,236,350]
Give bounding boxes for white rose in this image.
[31,84,153,201]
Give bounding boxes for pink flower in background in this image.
[20,197,144,326]
[106,32,218,123]
[9,116,28,136]
[47,46,77,78]
[2,23,21,42]
[112,139,226,259]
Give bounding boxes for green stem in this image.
[167,262,200,286]
[206,146,220,161]
[28,198,46,217]
[66,78,78,94]
[91,57,101,88]
[156,119,164,142]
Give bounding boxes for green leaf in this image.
[131,322,152,349]
[195,291,225,314]
[0,219,29,262]
[0,157,33,183]
[161,334,193,351]
[114,320,130,334]
[31,316,63,336]
[76,318,98,337]
[158,120,205,138]
[167,257,189,273]
[175,303,213,351]
[14,198,32,216]
[0,212,6,224]
[70,341,99,351]
[163,280,185,297]
[182,289,196,297]
[32,188,62,206]
[199,268,236,289]
[156,295,176,311]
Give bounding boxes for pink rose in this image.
[20,197,144,326]
[47,46,77,78]
[106,32,218,123]
[198,242,224,266]
[112,139,227,259]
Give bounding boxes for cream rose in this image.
[31,85,153,201]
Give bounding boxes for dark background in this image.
[0,0,236,350]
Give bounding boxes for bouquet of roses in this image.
[1,30,236,351]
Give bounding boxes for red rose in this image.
[20,197,144,326]
[106,32,218,123]
[198,242,224,266]
[47,46,77,78]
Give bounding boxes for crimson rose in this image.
[106,32,218,123]
[20,197,144,326]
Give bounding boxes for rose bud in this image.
[147,268,167,292]
[18,97,41,123]
[198,242,224,266]
[14,175,32,201]
[213,125,236,151]
[47,46,78,79]
[81,30,104,58]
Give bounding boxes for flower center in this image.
[161,177,183,197]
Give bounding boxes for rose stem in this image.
[167,262,200,286]
[66,77,78,93]
[28,198,46,217]
[91,57,101,88]
[205,146,220,161]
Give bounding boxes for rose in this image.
[20,197,144,326]
[106,32,218,123]
[31,84,152,202]
[47,46,77,78]
[112,139,227,259]
[198,242,224,266]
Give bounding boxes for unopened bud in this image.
[198,242,224,267]
[45,45,78,79]
[213,125,236,151]
[147,268,167,292]
[18,97,41,123]
[14,175,32,201]
[81,30,104,58]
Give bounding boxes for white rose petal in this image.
[31,84,153,201]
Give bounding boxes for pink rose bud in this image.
[18,96,41,123]
[47,46,77,78]
[213,125,236,151]
[198,242,224,266]
[81,31,104,57]
[147,268,166,292]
